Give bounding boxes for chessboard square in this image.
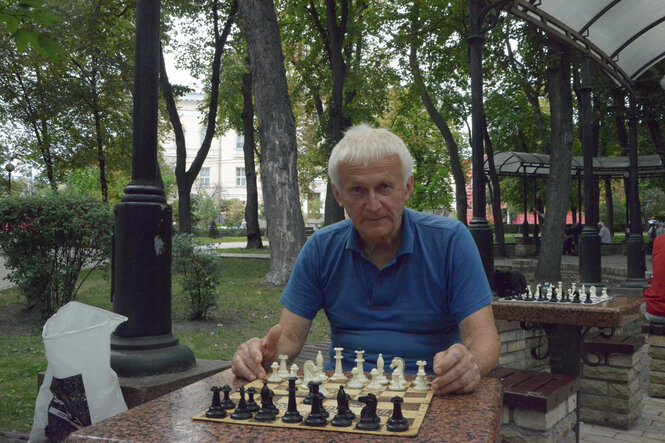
[403,391,428,398]
[401,402,423,412]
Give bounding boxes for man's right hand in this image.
[231,324,282,381]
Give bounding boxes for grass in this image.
[0,257,329,434]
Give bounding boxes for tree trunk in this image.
[93,106,108,203]
[535,39,573,282]
[409,3,467,224]
[604,177,613,232]
[241,59,263,249]
[240,0,306,285]
[647,118,665,164]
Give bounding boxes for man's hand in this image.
[430,343,481,395]
[231,324,282,381]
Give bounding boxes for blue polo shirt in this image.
[280,209,492,374]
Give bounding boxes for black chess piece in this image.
[205,386,227,418]
[245,387,259,412]
[584,289,593,303]
[303,381,315,405]
[355,393,380,431]
[269,389,280,415]
[572,290,581,303]
[304,382,327,426]
[549,286,558,302]
[254,382,277,422]
[220,384,235,410]
[281,377,303,423]
[331,386,353,427]
[386,396,409,432]
[230,386,253,420]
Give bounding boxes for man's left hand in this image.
[430,343,481,395]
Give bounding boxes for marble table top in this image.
[66,368,503,442]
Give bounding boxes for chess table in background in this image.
[193,375,434,437]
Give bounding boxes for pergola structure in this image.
[469,0,665,288]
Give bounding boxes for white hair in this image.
[327,124,413,187]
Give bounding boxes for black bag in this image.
[494,270,527,297]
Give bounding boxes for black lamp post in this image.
[5,162,14,193]
[110,0,195,377]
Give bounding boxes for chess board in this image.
[193,375,434,437]
[501,295,612,306]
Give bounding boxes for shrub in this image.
[172,233,222,320]
[0,194,112,317]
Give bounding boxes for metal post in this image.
[522,167,529,238]
[5,163,14,193]
[467,0,494,286]
[622,96,648,287]
[578,56,602,286]
[110,0,195,376]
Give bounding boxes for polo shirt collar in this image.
[345,209,415,258]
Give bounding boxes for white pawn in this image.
[546,285,552,299]
[311,374,329,397]
[330,347,346,382]
[366,368,383,390]
[289,363,299,382]
[277,354,289,378]
[347,367,364,389]
[601,287,609,298]
[388,371,406,391]
[267,361,283,383]
[413,360,429,391]
[376,353,389,385]
[316,351,328,381]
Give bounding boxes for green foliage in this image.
[640,186,665,223]
[0,0,63,57]
[172,233,222,320]
[0,194,112,317]
[220,198,245,228]
[193,191,220,232]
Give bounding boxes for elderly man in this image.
[232,124,500,395]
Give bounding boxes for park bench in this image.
[489,366,579,442]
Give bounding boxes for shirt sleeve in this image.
[446,223,494,323]
[279,237,324,320]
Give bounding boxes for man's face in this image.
[332,155,413,245]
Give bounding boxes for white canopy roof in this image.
[511,0,665,90]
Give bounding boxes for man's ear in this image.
[404,175,414,201]
[331,184,344,208]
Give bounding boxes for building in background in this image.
[161,92,325,226]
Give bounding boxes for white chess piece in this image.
[546,285,552,299]
[277,354,289,378]
[355,350,368,383]
[289,363,299,382]
[590,286,597,299]
[347,367,364,389]
[581,284,586,298]
[366,368,383,390]
[330,347,346,382]
[267,361,283,383]
[316,351,328,381]
[413,360,429,391]
[527,284,532,297]
[376,353,389,385]
[389,357,406,391]
[601,287,608,298]
[301,360,316,389]
[310,374,329,397]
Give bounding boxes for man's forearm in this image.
[464,325,500,376]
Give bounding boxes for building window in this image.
[199,167,210,187]
[235,134,245,157]
[236,167,246,187]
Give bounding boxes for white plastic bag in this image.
[29,302,128,443]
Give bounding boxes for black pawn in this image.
[304,382,327,426]
[205,386,227,418]
[230,386,253,420]
[254,383,277,422]
[355,393,380,431]
[269,389,280,415]
[281,377,303,423]
[220,384,235,410]
[246,387,259,412]
[331,386,353,427]
[584,290,593,304]
[386,396,409,432]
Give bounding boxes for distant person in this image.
[598,222,611,244]
[571,222,583,249]
[648,219,658,255]
[643,227,665,324]
[563,224,575,255]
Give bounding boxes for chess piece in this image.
[267,361,283,383]
[386,396,409,432]
[347,367,364,389]
[330,386,353,427]
[547,285,555,302]
[303,382,327,426]
[355,393,380,431]
[330,347,346,382]
[590,285,597,299]
[281,377,303,423]
[366,368,383,390]
[316,351,328,381]
[413,360,429,391]
[220,384,235,409]
[355,350,368,383]
[277,354,290,378]
[289,363,299,382]
[601,287,609,298]
[376,353,389,385]
[584,288,593,303]
[572,289,581,303]
[390,357,407,388]
[229,386,253,420]
[301,360,316,389]
[205,386,227,418]
[254,382,277,422]
[246,386,259,412]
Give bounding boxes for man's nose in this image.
[366,190,381,211]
